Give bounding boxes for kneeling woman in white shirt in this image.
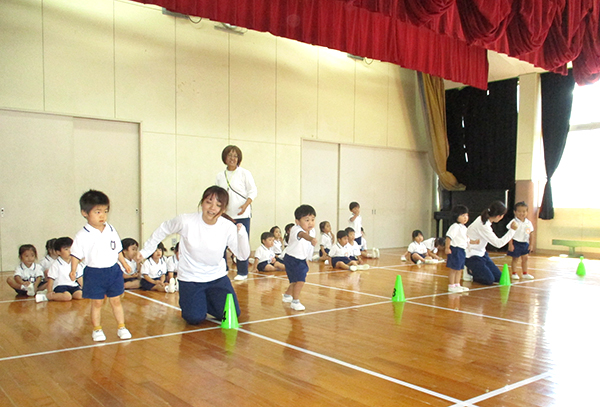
[138,186,250,325]
[465,201,518,285]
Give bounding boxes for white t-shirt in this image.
[466,216,516,258]
[39,255,56,272]
[48,257,81,289]
[446,223,468,249]
[320,233,334,250]
[508,218,534,243]
[348,214,363,238]
[254,244,275,263]
[215,166,258,219]
[71,223,122,268]
[120,257,138,275]
[14,263,44,282]
[140,212,250,283]
[141,257,168,279]
[348,241,362,257]
[408,241,427,255]
[272,240,283,255]
[329,242,351,258]
[360,237,368,251]
[166,255,179,273]
[423,238,439,253]
[285,225,316,260]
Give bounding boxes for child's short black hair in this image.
[45,238,57,253]
[345,227,355,235]
[294,204,316,220]
[261,232,274,242]
[514,201,528,210]
[122,238,139,250]
[435,237,446,247]
[18,244,37,259]
[269,225,280,234]
[451,205,469,223]
[349,201,360,211]
[54,237,73,251]
[412,230,423,240]
[336,230,348,240]
[79,189,110,213]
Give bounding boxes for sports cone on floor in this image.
[221,293,240,329]
[499,264,511,286]
[392,275,406,302]
[576,256,586,277]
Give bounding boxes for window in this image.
[552,81,600,208]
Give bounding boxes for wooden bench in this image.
[552,239,600,256]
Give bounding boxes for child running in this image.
[282,205,318,311]
[69,190,132,342]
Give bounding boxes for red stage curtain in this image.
[134,0,600,87]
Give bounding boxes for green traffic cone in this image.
[221,293,239,329]
[393,302,405,324]
[499,264,511,286]
[576,256,586,277]
[392,275,406,302]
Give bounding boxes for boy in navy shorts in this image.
[282,205,318,311]
[69,190,132,342]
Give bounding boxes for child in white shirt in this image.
[121,238,141,289]
[140,242,173,292]
[345,227,369,268]
[252,232,285,272]
[270,226,284,259]
[39,238,58,278]
[7,244,45,297]
[348,202,363,246]
[318,221,334,261]
[36,237,84,302]
[404,230,432,264]
[507,201,535,280]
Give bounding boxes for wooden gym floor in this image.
[0,249,598,406]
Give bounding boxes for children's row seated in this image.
[402,231,445,264]
[318,222,379,262]
[328,229,370,271]
[121,239,179,293]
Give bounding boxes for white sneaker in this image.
[416,260,423,265]
[374,248,380,258]
[168,278,176,292]
[349,265,358,271]
[357,264,370,270]
[401,255,407,262]
[462,267,473,282]
[290,301,305,311]
[424,259,436,264]
[92,329,106,342]
[26,284,36,297]
[117,327,132,340]
[35,293,48,303]
[233,274,248,281]
[324,260,329,265]
[448,285,462,293]
[164,285,173,293]
[522,274,534,280]
[511,273,520,280]
[312,253,320,261]
[282,294,293,303]
[459,285,469,292]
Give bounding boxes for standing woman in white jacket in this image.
[216,145,257,281]
[465,201,518,285]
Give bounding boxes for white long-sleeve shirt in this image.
[139,213,250,283]
[466,216,516,258]
[215,166,257,219]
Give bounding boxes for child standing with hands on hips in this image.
[70,190,132,342]
[508,202,535,280]
[283,205,318,311]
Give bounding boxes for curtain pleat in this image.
[136,0,600,87]
[539,70,575,220]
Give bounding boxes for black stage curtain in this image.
[539,70,575,220]
[446,79,518,193]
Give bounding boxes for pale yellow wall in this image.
[0,0,428,249]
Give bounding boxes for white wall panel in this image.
[354,61,388,147]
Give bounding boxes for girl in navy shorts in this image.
[445,205,471,293]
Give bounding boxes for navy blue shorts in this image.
[140,277,162,291]
[507,241,530,258]
[409,252,427,263]
[319,247,330,256]
[332,256,351,266]
[82,263,124,299]
[257,260,269,271]
[355,236,362,246]
[284,254,308,283]
[446,246,466,270]
[178,276,239,325]
[54,285,81,294]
